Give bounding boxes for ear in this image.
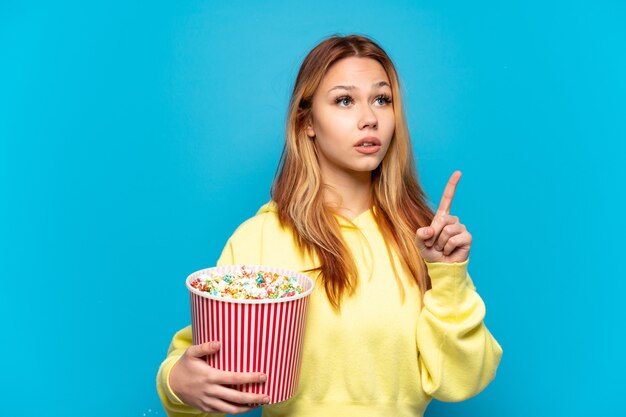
[305,120,315,139]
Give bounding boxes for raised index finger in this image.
[436,170,462,214]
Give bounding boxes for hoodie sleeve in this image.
[156,216,265,417]
[155,239,241,417]
[416,259,502,402]
[156,204,283,416]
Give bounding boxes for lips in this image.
[354,137,382,154]
[354,137,382,148]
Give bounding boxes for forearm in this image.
[416,259,503,401]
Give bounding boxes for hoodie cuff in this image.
[423,258,476,317]
[157,354,187,406]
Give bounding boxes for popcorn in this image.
[190,266,304,300]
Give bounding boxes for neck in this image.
[321,169,372,220]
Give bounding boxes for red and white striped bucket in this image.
[186,265,314,404]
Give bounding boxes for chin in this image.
[351,161,383,173]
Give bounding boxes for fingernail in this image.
[210,341,220,349]
[263,396,271,403]
[260,374,267,383]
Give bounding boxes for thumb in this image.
[415,227,433,252]
[187,341,221,358]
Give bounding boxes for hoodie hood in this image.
[256,201,278,215]
[257,200,375,230]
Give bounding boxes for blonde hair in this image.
[271,34,435,310]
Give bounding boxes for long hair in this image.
[271,34,435,310]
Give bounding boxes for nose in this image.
[358,105,378,130]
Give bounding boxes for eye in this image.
[335,95,353,107]
[374,94,393,106]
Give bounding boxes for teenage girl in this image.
[157,34,502,417]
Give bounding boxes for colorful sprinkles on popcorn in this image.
[190,267,304,300]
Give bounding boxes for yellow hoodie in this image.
[157,202,502,417]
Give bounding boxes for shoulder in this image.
[218,201,297,266]
[229,201,285,241]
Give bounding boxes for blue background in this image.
[1,1,624,416]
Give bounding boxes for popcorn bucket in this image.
[186,265,314,404]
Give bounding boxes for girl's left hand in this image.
[415,171,472,264]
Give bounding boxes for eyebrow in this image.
[327,81,391,93]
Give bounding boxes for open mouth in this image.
[354,138,382,154]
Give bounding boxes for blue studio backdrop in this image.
[1,1,625,416]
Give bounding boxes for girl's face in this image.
[305,57,395,181]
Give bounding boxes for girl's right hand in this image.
[169,341,271,414]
